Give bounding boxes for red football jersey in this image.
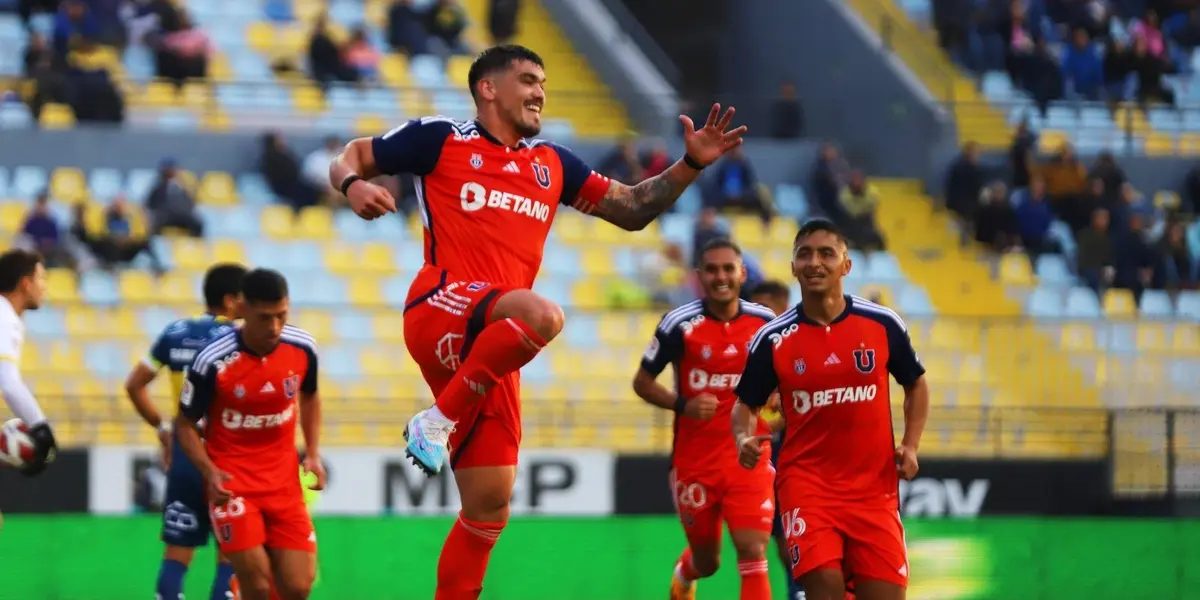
[180,325,318,497]
[736,295,925,509]
[372,117,611,288]
[641,299,777,473]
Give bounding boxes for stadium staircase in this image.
[871,179,1108,460]
[842,0,1010,149]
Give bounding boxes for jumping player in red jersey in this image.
[327,44,746,600]
[633,239,777,600]
[731,219,930,600]
[175,269,326,600]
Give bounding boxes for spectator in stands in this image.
[343,27,381,81]
[145,158,203,237]
[637,242,692,308]
[945,141,985,224]
[158,11,209,86]
[1037,143,1088,218]
[770,82,804,139]
[20,192,74,269]
[52,0,100,58]
[65,38,125,123]
[811,143,849,222]
[839,170,885,251]
[641,140,671,180]
[1114,212,1157,303]
[1003,2,1036,87]
[1025,37,1066,112]
[1171,7,1200,49]
[261,132,319,213]
[1101,38,1133,102]
[1009,120,1036,188]
[18,0,60,31]
[426,0,469,55]
[387,0,428,55]
[1114,182,1161,236]
[22,36,71,121]
[1015,178,1060,258]
[710,146,773,226]
[974,181,1021,253]
[691,208,729,267]
[1132,34,1175,105]
[95,195,166,273]
[1131,9,1167,58]
[599,140,643,185]
[1090,152,1126,192]
[1072,177,1110,233]
[1063,29,1104,100]
[303,136,342,206]
[309,14,357,87]
[488,0,520,45]
[22,33,50,75]
[1077,208,1116,294]
[1155,221,1196,290]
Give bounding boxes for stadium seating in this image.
[0,0,630,138]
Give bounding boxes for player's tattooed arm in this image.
[593,163,700,231]
[900,375,930,450]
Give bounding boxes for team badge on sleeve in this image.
[644,337,660,361]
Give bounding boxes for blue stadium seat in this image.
[0,166,9,197]
[533,279,570,308]
[542,245,580,277]
[1140,290,1174,317]
[231,53,272,81]
[1026,287,1063,317]
[199,207,259,238]
[981,72,1013,100]
[522,353,552,382]
[81,272,120,305]
[0,102,32,129]
[1105,323,1136,355]
[1178,291,1200,321]
[677,187,701,214]
[433,91,473,120]
[613,248,638,279]
[865,252,902,282]
[410,55,445,87]
[84,342,121,376]
[12,166,47,199]
[159,110,199,131]
[1034,254,1074,286]
[1148,107,1182,131]
[89,168,124,201]
[564,314,598,347]
[1170,360,1196,389]
[1048,220,1077,257]
[658,213,692,248]
[1064,286,1101,318]
[897,285,934,317]
[291,273,347,306]
[774,184,808,218]
[334,210,370,239]
[138,307,180,337]
[364,214,406,241]
[539,119,575,141]
[322,345,362,378]
[24,307,66,337]
[122,46,156,80]
[333,311,374,342]
[126,168,158,202]
[237,173,275,205]
[28,13,53,38]
[394,240,424,268]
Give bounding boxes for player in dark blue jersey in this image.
[124,263,247,600]
[747,280,806,600]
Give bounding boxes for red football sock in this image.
[737,558,771,600]
[435,513,505,600]
[675,547,703,582]
[435,318,545,423]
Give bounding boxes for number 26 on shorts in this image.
[211,496,246,521]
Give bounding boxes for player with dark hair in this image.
[633,238,777,600]
[733,219,930,600]
[748,280,806,600]
[176,269,325,600]
[329,43,746,599]
[0,249,56,476]
[125,262,247,600]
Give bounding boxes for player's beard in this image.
[514,118,541,138]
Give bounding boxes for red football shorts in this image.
[403,266,522,469]
[209,493,315,554]
[669,464,775,546]
[777,486,908,588]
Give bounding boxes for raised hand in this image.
[680,103,748,167]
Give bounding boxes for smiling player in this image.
[633,239,777,600]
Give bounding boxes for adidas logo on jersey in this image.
[503,161,520,173]
[261,382,276,393]
[724,344,738,356]
[824,353,841,366]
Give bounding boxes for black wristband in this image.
[339,174,362,196]
[673,396,689,415]
[683,154,707,171]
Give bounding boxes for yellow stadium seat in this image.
[261,205,295,239]
[292,84,326,113]
[179,81,210,108]
[1136,323,1169,353]
[144,80,178,108]
[1179,134,1200,156]
[45,268,77,302]
[596,313,632,347]
[246,21,275,52]
[48,342,84,374]
[40,103,75,129]
[119,270,157,303]
[406,213,424,239]
[203,110,232,132]
[571,279,607,310]
[580,247,615,277]
[362,242,396,273]
[555,211,587,244]
[171,237,210,271]
[20,342,42,372]
[198,172,238,206]
[1154,190,1182,210]
[348,276,383,308]
[447,55,473,88]
[210,239,246,265]
[65,306,103,337]
[355,114,389,137]
[294,310,334,341]
[0,203,28,233]
[360,347,393,377]
[209,52,232,81]
[998,253,1033,285]
[323,242,357,274]
[158,273,195,305]
[730,215,765,249]
[1143,132,1174,156]
[1103,289,1136,319]
[379,54,411,86]
[1059,322,1096,352]
[50,168,87,203]
[373,312,405,343]
[297,206,333,239]
[1173,326,1200,355]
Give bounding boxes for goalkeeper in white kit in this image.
[0,249,57,476]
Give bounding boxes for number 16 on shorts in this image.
[781,508,806,567]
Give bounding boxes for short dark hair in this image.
[467,45,545,101]
[750,280,790,301]
[203,263,248,309]
[698,237,742,263]
[241,268,289,304]
[793,218,845,246]
[0,249,42,294]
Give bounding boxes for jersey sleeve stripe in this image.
[851,296,908,333]
[657,300,704,334]
[191,334,238,375]
[747,307,798,353]
[739,300,778,322]
[281,327,318,352]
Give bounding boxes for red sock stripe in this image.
[457,515,504,542]
[505,317,546,350]
[737,559,769,574]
